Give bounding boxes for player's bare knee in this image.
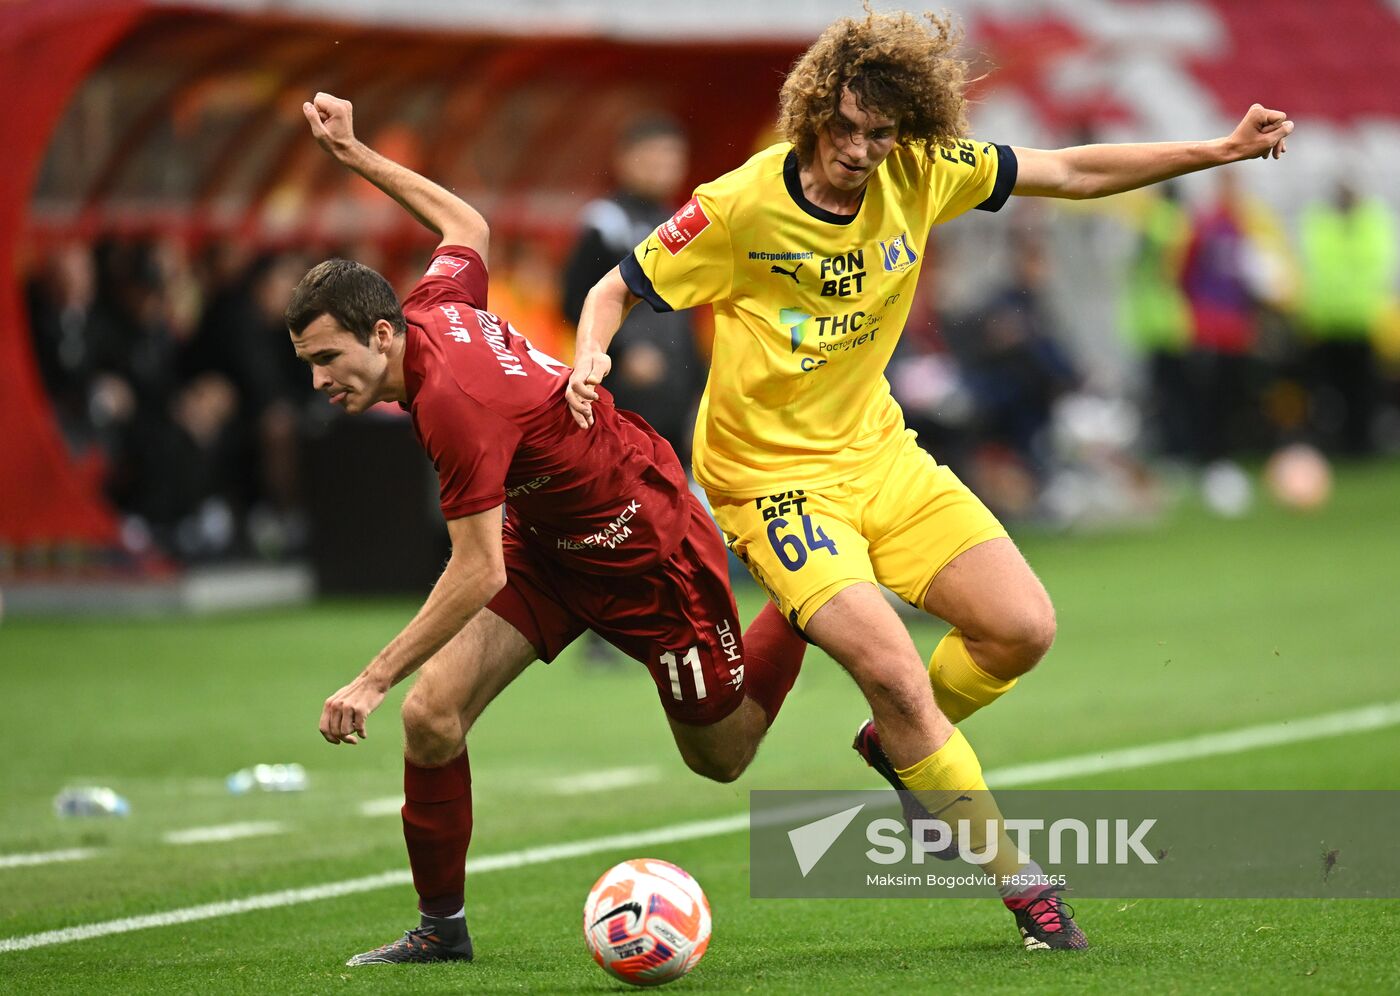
[400,694,463,765]
[973,597,1056,676]
[684,751,746,784]
[1006,602,1057,671]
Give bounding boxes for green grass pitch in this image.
[3,462,1399,993]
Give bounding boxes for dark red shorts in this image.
[486,495,745,726]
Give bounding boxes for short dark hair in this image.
[285,259,406,344]
[620,114,686,150]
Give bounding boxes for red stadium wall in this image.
[2,1,801,552]
[0,0,143,546]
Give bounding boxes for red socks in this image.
[401,750,473,917]
[741,601,807,727]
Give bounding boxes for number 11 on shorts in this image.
[765,515,839,572]
[661,646,706,700]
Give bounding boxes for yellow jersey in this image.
[620,140,1016,498]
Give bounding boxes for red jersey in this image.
[400,246,691,574]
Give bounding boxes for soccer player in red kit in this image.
[288,92,805,967]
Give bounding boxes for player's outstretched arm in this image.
[1012,103,1294,201]
[566,265,639,429]
[317,508,506,745]
[302,91,490,262]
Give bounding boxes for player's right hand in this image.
[318,674,386,746]
[566,350,612,429]
[1224,103,1293,161]
[302,91,358,156]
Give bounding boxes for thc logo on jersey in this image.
[658,197,711,255]
[878,232,919,273]
[778,308,811,353]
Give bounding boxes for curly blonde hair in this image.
[778,8,969,163]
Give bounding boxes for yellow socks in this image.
[928,629,1017,724]
[895,728,1027,881]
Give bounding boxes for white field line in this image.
[3,699,1398,954]
[0,815,747,954]
[357,796,404,818]
[162,822,286,845]
[984,700,1400,787]
[0,848,99,870]
[356,764,662,814]
[541,765,662,796]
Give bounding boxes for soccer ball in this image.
[583,858,711,987]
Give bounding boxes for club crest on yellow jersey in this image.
[878,232,919,273]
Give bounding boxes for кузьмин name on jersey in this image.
[438,304,570,380]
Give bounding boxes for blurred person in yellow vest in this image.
[1299,181,1397,455]
[1119,183,1193,458]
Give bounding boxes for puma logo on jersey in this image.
[643,241,659,258]
[771,262,803,283]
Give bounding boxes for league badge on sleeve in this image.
[658,197,711,255]
[426,255,471,278]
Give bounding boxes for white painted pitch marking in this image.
[4,699,1398,953]
[541,765,661,796]
[357,796,404,818]
[984,700,1400,787]
[0,848,99,870]
[162,821,286,845]
[0,815,746,954]
[0,871,412,954]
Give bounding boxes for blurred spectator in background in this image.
[887,245,978,473]
[1119,184,1193,459]
[26,239,322,562]
[492,240,570,364]
[113,239,244,559]
[1180,171,1264,465]
[25,242,127,471]
[561,115,703,466]
[973,235,1081,470]
[1298,181,1397,455]
[951,234,1081,516]
[186,250,313,556]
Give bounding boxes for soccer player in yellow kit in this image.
[568,10,1292,951]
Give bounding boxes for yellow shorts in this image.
[709,431,1007,630]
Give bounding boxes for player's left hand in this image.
[302,91,358,156]
[566,349,612,429]
[318,673,386,745]
[1224,103,1293,161]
